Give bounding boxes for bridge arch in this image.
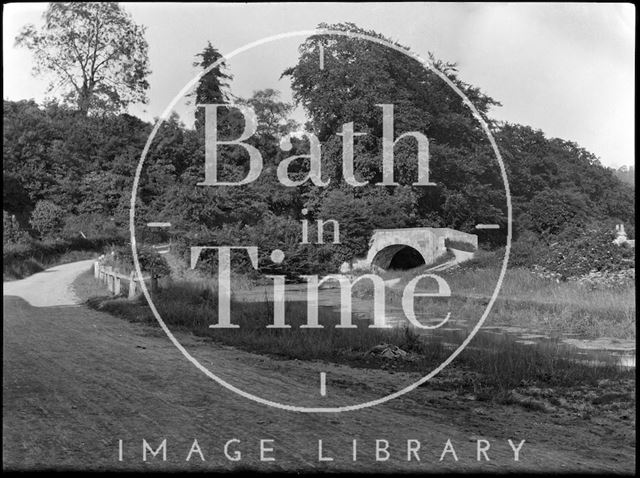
[370,244,427,270]
[352,228,477,273]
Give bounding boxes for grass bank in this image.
[74,269,633,401]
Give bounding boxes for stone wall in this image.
[364,227,478,270]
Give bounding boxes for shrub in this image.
[538,223,634,279]
[174,215,344,281]
[3,210,31,244]
[29,200,65,239]
[103,244,170,277]
[508,230,548,268]
[3,235,125,280]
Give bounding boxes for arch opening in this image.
[389,246,426,270]
[371,245,426,271]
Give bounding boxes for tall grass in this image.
[354,266,635,339]
[98,277,442,363]
[453,331,628,397]
[163,252,255,290]
[79,270,633,396]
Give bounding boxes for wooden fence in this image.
[94,262,158,299]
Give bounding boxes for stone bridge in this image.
[360,227,478,271]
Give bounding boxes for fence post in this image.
[128,271,137,299]
[107,270,114,294]
[114,275,121,296]
[110,267,115,293]
[94,262,100,279]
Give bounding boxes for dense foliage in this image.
[102,244,170,277]
[4,22,634,279]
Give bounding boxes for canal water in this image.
[233,283,636,369]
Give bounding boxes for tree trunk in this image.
[77,85,91,116]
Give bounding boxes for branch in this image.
[34,46,82,96]
[89,18,101,82]
[93,48,119,74]
[70,36,88,84]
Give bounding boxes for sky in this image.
[3,2,635,168]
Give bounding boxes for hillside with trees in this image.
[4,10,635,280]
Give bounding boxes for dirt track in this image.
[3,261,634,471]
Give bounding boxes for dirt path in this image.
[3,261,634,471]
[3,259,95,306]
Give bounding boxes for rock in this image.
[366,343,409,360]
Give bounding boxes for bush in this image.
[103,244,170,277]
[29,200,65,239]
[508,230,548,268]
[538,223,634,279]
[3,210,31,245]
[4,236,124,263]
[3,235,125,280]
[173,215,344,281]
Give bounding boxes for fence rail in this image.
[94,262,158,298]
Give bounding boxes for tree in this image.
[525,189,589,237]
[3,173,33,225]
[16,2,150,115]
[614,165,634,187]
[191,42,232,131]
[282,22,506,249]
[3,99,151,232]
[496,123,635,233]
[241,88,297,139]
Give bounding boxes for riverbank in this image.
[74,268,634,404]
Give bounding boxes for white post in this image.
[107,267,114,292]
[94,262,100,279]
[114,275,121,295]
[128,271,137,299]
